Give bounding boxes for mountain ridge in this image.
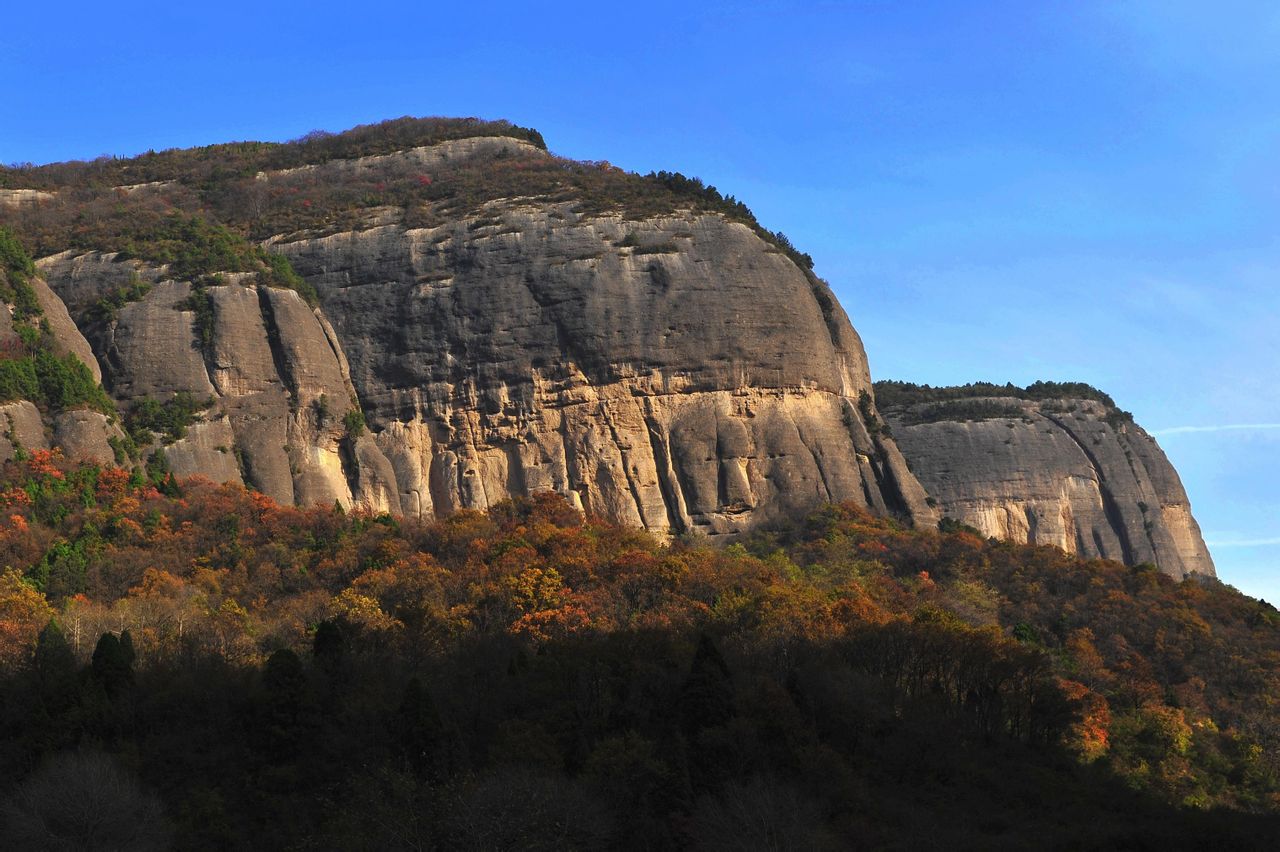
[0,117,1213,577]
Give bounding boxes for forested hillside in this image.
[0,452,1276,848]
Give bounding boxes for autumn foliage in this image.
[0,453,1277,847]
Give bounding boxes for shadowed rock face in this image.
[883,397,1215,579]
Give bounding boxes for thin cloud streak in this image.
[1151,423,1280,436]
[1205,537,1280,548]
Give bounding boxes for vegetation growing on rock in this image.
[0,227,40,320]
[0,228,114,415]
[125,392,212,445]
[85,272,153,323]
[875,379,1122,409]
[890,398,1032,426]
[0,350,113,414]
[0,117,547,190]
[875,379,1138,428]
[0,118,812,281]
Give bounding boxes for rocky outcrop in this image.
[882,396,1215,578]
[52,266,401,510]
[10,128,1213,568]
[0,401,49,459]
[31,276,102,384]
[52,410,122,465]
[34,206,935,532]
[273,201,935,535]
[0,189,56,209]
[0,272,120,463]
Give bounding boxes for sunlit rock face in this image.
[273,194,935,535]
[26,132,1213,570]
[883,396,1215,579]
[29,137,934,535]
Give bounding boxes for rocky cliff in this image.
[35,252,401,512]
[5,123,935,537]
[271,202,934,534]
[0,118,1216,570]
[876,383,1215,578]
[0,229,123,466]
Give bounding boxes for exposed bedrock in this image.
[36,263,401,512]
[0,132,1215,562]
[0,274,119,462]
[883,398,1215,578]
[273,205,935,535]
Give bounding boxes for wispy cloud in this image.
[1205,537,1280,548]
[1151,423,1280,436]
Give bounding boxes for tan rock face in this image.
[35,261,398,510]
[0,274,120,463]
[32,276,102,384]
[0,189,56,209]
[271,204,933,536]
[52,410,123,465]
[18,135,1210,567]
[163,420,242,485]
[883,398,1215,579]
[0,401,49,460]
[34,174,932,535]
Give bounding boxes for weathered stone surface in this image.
[351,434,402,515]
[21,135,1211,569]
[276,196,932,535]
[163,419,243,485]
[102,280,216,401]
[0,189,56,209]
[35,251,153,320]
[32,276,102,383]
[0,271,118,466]
[29,267,375,509]
[267,136,539,184]
[0,401,49,460]
[52,410,122,465]
[883,397,1215,578]
[0,300,15,345]
[19,140,936,535]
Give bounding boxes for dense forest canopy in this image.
[0,452,1276,848]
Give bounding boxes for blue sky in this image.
[4,1,1277,601]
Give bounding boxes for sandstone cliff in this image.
[35,252,401,511]
[16,133,934,536]
[0,257,121,466]
[0,118,1216,568]
[877,387,1214,578]
[271,202,935,535]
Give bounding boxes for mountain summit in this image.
[0,117,1211,577]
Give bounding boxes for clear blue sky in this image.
[4,1,1278,602]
